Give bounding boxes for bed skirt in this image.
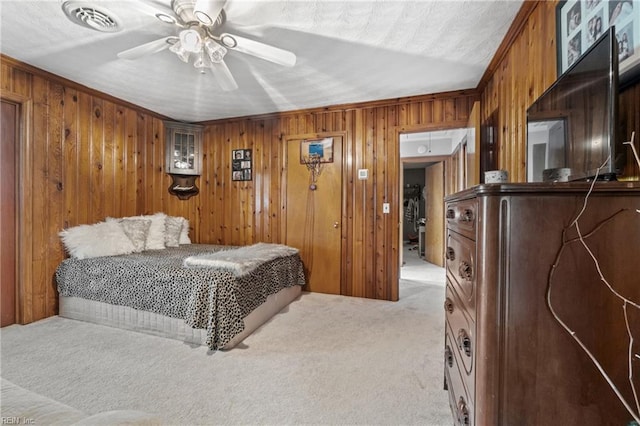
[58,285,302,350]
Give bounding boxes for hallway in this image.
[400,241,445,286]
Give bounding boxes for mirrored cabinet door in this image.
[165,121,203,176]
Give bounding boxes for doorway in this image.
[400,161,444,270]
[399,128,466,283]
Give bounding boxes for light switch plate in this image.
[358,169,368,180]
[383,203,390,213]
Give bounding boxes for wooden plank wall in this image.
[1,54,475,323]
[479,0,559,182]
[1,57,171,323]
[479,0,640,181]
[198,93,476,301]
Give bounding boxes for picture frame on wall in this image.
[232,149,252,181]
[557,0,640,86]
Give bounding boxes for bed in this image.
[55,243,306,350]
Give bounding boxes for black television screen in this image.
[526,27,623,182]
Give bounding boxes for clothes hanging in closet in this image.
[404,197,419,232]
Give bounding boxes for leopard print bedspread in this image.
[55,244,306,349]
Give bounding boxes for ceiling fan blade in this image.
[194,0,227,26]
[220,33,297,67]
[117,37,176,60]
[209,60,238,91]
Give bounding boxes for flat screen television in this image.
[526,27,624,182]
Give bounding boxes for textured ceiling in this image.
[0,0,523,123]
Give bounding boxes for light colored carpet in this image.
[401,242,445,283]
[1,265,449,425]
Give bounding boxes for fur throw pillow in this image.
[59,221,136,259]
[164,216,183,248]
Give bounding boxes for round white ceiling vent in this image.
[61,1,122,33]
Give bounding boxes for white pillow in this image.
[164,216,183,248]
[115,213,167,250]
[179,218,191,244]
[115,218,151,252]
[59,221,136,259]
[142,213,167,250]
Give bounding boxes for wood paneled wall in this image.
[479,0,640,181]
[197,93,477,301]
[1,54,476,323]
[1,57,172,322]
[479,1,559,182]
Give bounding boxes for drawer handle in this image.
[461,208,474,223]
[458,261,473,280]
[446,208,455,219]
[444,297,454,314]
[457,396,470,426]
[457,329,472,358]
[445,345,454,368]
[446,246,455,261]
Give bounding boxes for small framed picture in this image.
[300,137,334,164]
[232,149,252,181]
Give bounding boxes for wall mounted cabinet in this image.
[165,121,203,199]
[165,121,203,176]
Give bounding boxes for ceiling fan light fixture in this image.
[179,29,203,53]
[193,50,211,72]
[169,41,190,62]
[114,0,293,92]
[205,40,227,63]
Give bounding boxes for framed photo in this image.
[232,149,252,181]
[557,1,640,85]
[300,137,334,164]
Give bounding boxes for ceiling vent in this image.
[61,1,122,33]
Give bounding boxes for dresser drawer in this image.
[445,284,475,390]
[445,332,474,426]
[445,199,477,241]
[445,232,476,315]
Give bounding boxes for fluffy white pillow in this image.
[114,218,151,252]
[179,218,191,244]
[142,213,167,250]
[59,221,136,259]
[164,216,183,248]
[116,213,167,250]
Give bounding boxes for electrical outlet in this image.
[383,203,390,213]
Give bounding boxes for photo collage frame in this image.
[232,149,252,181]
[557,1,640,83]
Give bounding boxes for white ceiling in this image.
[400,128,467,157]
[0,0,523,123]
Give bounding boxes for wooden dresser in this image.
[443,182,640,426]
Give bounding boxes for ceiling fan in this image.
[116,0,297,91]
